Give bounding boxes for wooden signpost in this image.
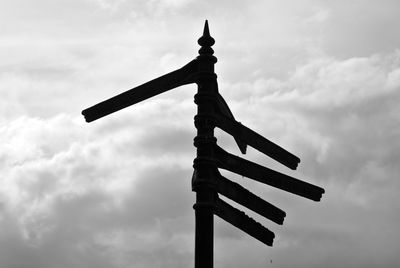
[82,20,325,268]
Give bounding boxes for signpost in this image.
[82,20,325,268]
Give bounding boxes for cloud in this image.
[211,51,400,267]
[0,113,197,268]
[1,1,400,267]
[2,48,398,268]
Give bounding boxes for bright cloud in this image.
[0,113,195,268]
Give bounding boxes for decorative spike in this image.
[198,20,215,55]
[203,20,210,37]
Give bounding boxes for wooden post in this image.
[192,20,218,268]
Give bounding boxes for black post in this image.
[192,20,218,268]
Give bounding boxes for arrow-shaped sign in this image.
[82,59,198,122]
[214,145,324,201]
[216,171,286,225]
[213,105,300,170]
[214,197,275,246]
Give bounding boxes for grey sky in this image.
[0,1,399,267]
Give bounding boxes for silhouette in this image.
[82,20,325,268]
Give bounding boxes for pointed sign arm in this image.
[214,145,325,201]
[213,108,300,170]
[214,197,275,246]
[82,59,198,122]
[216,171,286,225]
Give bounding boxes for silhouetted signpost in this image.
[82,21,325,268]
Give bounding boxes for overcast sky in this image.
[1,0,400,267]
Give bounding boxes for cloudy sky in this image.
[1,0,400,267]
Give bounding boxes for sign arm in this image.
[214,112,300,170]
[214,145,325,201]
[216,171,286,225]
[214,197,275,246]
[82,59,198,122]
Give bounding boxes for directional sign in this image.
[82,59,198,122]
[82,20,325,268]
[213,105,300,170]
[214,145,324,201]
[214,197,275,246]
[216,171,286,224]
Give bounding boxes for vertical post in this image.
[192,20,218,268]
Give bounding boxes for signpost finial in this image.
[198,20,215,56]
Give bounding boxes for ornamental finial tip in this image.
[203,20,210,37]
[198,20,215,54]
